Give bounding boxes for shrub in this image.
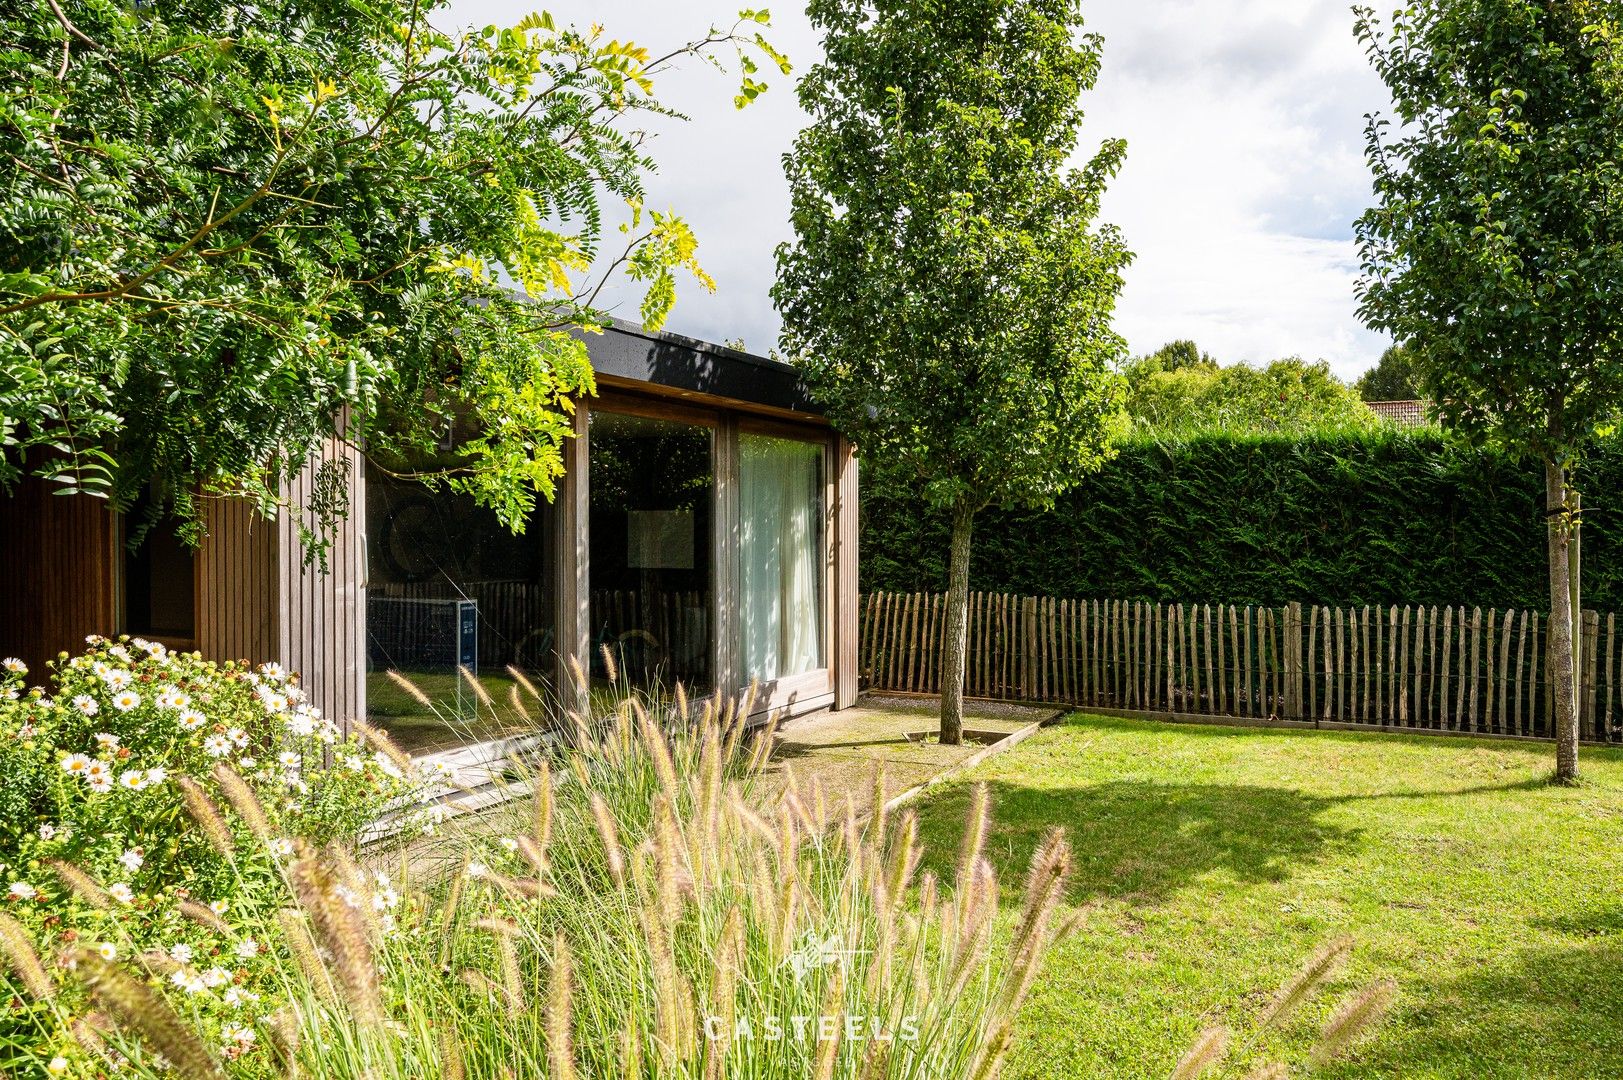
[0,638,427,1074]
[0,676,1076,1078]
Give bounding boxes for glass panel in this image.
[589,411,714,693]
[364,462,554,756]
[739,432,824,682]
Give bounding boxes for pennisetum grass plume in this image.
[1257,935,1353,1030]
[476,918,526,1018]
[212,762,275,843]
[546,932,578,1080]
[385,668,434,709]
[0,912,54,1000]
[288,848,383,1028]
[1169,1025,1230,1079]
[1310,979,1397,1065]
[74,951,225,1078]
[47,859,112,910]
[458,664,495,715]
[177,775,237,857]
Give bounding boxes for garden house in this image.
[0,320,860,767]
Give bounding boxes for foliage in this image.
[1132,340,1218,374]
[1354,0,1623,465]
[0,639,429,1073]
[0,0,784,539]
[1355,344,1424,402]
[1121,356,1380,439]
[912,714,1623,1078]
[861,430,1623,611]
[0,676,1076,1078]
[774,0,1131,518]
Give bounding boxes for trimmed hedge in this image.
[860,432,1623,611]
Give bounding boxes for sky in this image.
[447,0,1397,380]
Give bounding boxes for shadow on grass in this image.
[1332,940,1623,1080]
[914,778,1359,907]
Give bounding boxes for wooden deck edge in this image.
[882,718,1049,815]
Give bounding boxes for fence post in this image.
[1022,596,1037,699]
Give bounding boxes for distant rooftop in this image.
[1366,400,1430,428]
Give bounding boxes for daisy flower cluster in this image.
[0,636,434,1070]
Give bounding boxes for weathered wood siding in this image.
[0,477,117,672]
[276,437,366,732]
[834,437,860,709]
[196,496,278,664]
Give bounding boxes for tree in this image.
[1356,344,1424,402]
[1122,356,1378,437]
[0,0,786,546]
[1137,339,1218,374]
[775,0,1130,744]
[1354,1,1623,782]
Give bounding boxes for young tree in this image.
[1354,1,1623,781]
[0,0,786,543]
[775,0,1130,743]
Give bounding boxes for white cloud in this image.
[444,0,1395,377]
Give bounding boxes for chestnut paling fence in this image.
[860,591,1623,743]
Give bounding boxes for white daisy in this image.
[117,848,144,872]
[37,824,56,841]
[221,1022,256,1049]
[47,1056,68,1075]
[2,657,25,674]
[107,882,134,903]
[277,751,300,767]
[118,770,148,791]
[71,695,98,716]
[61,754,91,776]
[111,690,141,711]
[108,645,130,662]
[466,861,488,879]
[259,662,285,680]
[223,986,260,1008]
[268,837,294,858]
[93,732,120,751]
[209,899,229,916]
[91,660,110,677]
[201,966,231,988]
[178,709,206,731]
[155,687,181,709]
[203,734,232,757]
[7,881,37,901]
[86,775,113,794]
[103,669,132,691]
[227,727,249,748]
[234,938,260,960]
[169,943,194,964]
[96,941,117,961]
[145,766,168,786]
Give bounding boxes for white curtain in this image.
[739,434,823,682]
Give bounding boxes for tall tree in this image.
[0,0,785,545]
[776,0,1129,743]
[1354,0,1623,781]
[1356,344,1424,402]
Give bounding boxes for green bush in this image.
[862,430,1623,610]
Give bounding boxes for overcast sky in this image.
[447,0,1396,379]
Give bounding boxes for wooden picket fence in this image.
[860,591,1623,743]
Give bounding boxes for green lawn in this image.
[909,715,1623,1079]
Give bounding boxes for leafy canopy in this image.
[1354,0,1623,464]
[0,0,786,541]
[1356,344,1425,402]
[1121,354,1380,439]
[774,0,1131,514]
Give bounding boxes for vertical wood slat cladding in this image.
[276,436,365,733]
[0,477,117,673]
[196,497,278,665]
[834,437,860,708]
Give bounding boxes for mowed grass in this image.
[910,715,1623,1079]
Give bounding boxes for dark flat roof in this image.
[583,318,821,417]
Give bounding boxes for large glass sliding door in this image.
[588,410,715,693]
[364,462,555,755]
[739,432,825,683]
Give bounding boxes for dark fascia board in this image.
[580,316,822,417]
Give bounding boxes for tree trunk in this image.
[939,499,975,746]
[1546,458,1580,783]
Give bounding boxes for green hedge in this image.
[860,431,1623,611]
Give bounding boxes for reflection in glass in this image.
[589,411,714,692]
[739,433,824,682]
[364,461,554,755]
